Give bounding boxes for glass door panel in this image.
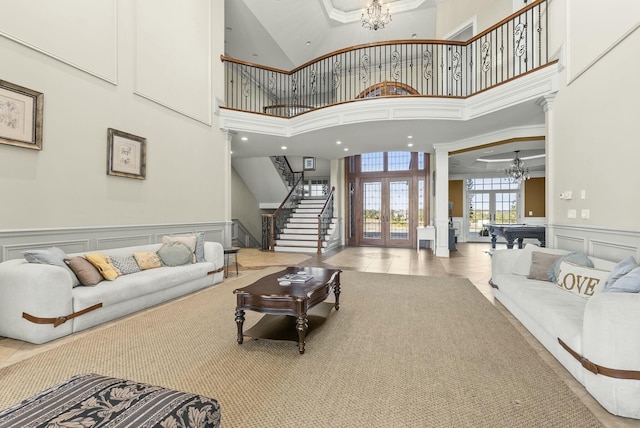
[389,180,409,241]
[495,192,518,224]
[468,192,490,239]
[362,181,383,243]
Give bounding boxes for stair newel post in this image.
[317,214,322,254]
[269,214,276,251]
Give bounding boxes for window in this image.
[388,151,411,171]
[361,152,384,172]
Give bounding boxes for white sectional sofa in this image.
[0,241,224,345]
[491,244,640,419]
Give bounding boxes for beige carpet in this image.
[0,269,602,427]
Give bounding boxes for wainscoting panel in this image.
[3,240,90,261]
[0,222,231,262]
[552,233,587,254]
[96,235,155,251]
[548,224,640,262]
[590,239,639,263]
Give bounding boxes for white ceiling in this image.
[223,0,546,175]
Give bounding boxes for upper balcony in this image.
[220,0,552,120]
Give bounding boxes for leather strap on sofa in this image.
[22,303,103,328]
[558,338,640,380]
[208,267,224,275]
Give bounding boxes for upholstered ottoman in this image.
[0,373,221,427]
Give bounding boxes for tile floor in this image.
[0,243,637,427]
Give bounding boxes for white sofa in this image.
[491,244,640,419]
[0,242,224,345]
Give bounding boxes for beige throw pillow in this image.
[64,257,103,286]
[528,251,562,281]
[133,252,163,270]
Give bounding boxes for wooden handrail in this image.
[220,0,546,73]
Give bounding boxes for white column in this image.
[222,129,234,248]
[434,147,450,257]
[330,159,345,246]
[537,94,556,248]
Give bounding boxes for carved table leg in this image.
[235,309,245,344]
[296,315,308,354]
[334,275,341,311]
[517,237,524,249]
[506,237,515,249]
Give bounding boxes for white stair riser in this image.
[276,240,328,247]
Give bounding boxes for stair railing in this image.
[231,218,261,248]
[317,186,335,254]
[270,155,301,188]
[221,0,549,118]
[261,173,306,251]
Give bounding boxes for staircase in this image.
[274,198,337,253]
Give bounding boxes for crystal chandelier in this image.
[361,0,391,31]
[505,151,530,182]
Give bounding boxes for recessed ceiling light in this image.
[408,143,413,147]
[306,41,311,46]
[230,150,233,154]
[336,141,342,145]
[407,135,413,139]
[241,137,248,141]
[281,146,287,150]
[226,27,232,31]
[411,33,417,39]
[344,148,349,151]
[252,53,258,57]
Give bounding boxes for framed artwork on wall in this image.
[303,156,315,171]
[107,128,146,179]
[0,80,44,150]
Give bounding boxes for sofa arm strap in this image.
[558,338,640,380]
[22,303,103,328]
[207,267,224,275]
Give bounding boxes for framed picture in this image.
[107,128,146,179]
[0,80,44,150]
[303,156,315,171]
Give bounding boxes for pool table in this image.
[488,224,546,249]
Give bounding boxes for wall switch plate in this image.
[564,191,573,200]
[581,209,590,219]
[580,190,586,199]
[568,209,577,219]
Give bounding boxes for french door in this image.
[360,177,412,247]
[468,190,518,241]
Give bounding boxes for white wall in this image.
[231,167,262,240]
[548,2,640,229]
[436,0,512,38]
[0,0,228,230]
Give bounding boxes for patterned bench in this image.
[0,373,221,427]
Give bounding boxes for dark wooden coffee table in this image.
[233,266,341,354]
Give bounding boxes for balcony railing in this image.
[221,0,549,118]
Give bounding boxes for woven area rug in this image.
[0,269,602,427]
